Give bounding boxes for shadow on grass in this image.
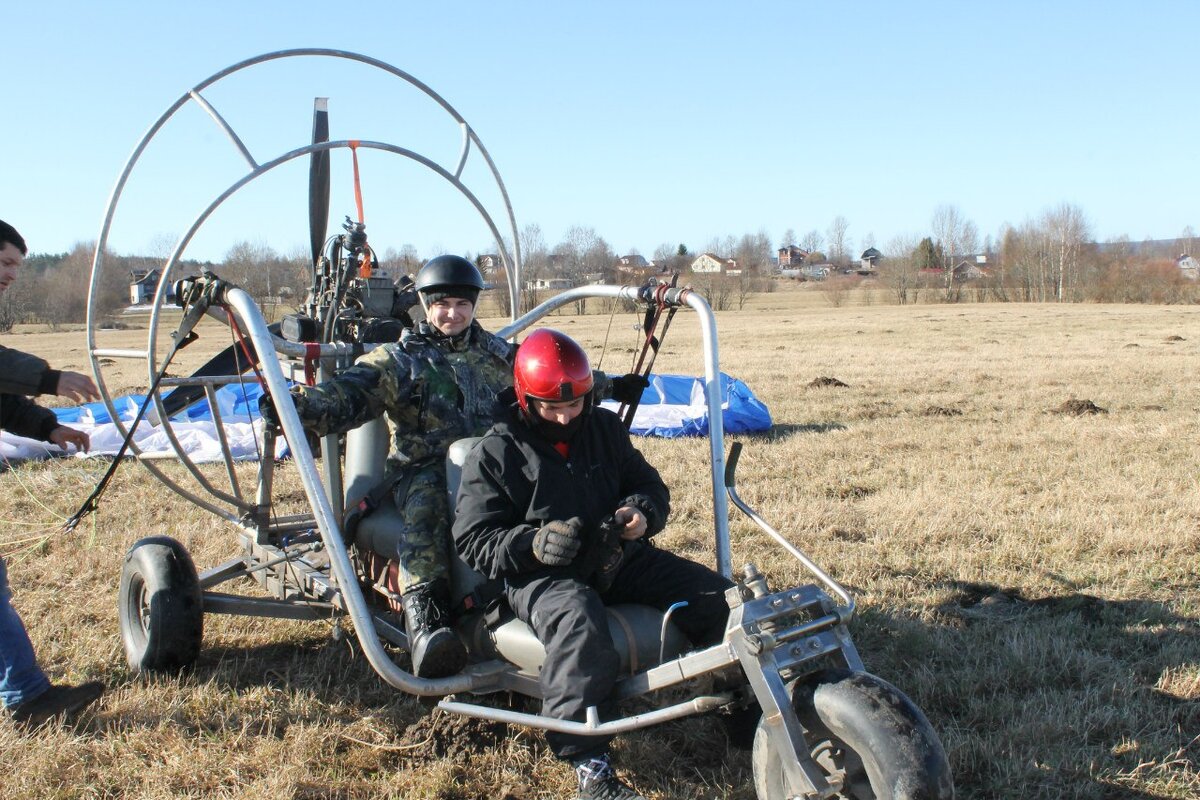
[90,578,1195,799]
[849,578,1200,799]
[742,421,848,441]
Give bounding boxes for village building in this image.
[129,268,177,305]
[690,253,740,275]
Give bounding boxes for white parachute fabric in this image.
[0,383,285,463]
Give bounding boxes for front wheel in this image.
[118,535,204,672]
[751,670,953,800]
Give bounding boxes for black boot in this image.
[401,578,467,678]
[575,754,647,800]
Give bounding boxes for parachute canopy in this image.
[600,373,772,438]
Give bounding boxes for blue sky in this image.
[4,2,1197,264]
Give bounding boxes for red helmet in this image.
[513,328,594,413]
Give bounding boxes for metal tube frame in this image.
[85,49,523,523]
[78,50,876,782]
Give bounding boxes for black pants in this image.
[504,541,734,762]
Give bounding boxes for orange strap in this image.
[349,141,372,278]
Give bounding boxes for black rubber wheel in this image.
[118,535,204,672]
[751,670,953,800]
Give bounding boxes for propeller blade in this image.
[309,97,330,269]
[160,322,282,418]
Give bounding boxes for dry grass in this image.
[3,284,1200,798]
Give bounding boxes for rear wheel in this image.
[118,536,204,672]
[751,670,953,800]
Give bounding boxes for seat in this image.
[341,421,687,675]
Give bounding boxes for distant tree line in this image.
[5,204,1195,331]
[878,204,1198,305]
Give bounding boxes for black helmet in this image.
[415,255,484,304]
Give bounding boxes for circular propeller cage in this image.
[84,49,523,522]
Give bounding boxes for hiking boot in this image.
[402,578,467,679]
[575,754,647,800]
[9,681,104,729]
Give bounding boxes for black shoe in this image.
[402,578,467,679]
[576,755,647,800]
[10,681,104,729]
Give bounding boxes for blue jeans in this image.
[0,556,50,708]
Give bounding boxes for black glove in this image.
[259,391,303,432]
[532,517,585,566]
[592,515,626,593]
[258,392,281,431]
[610,373,649,405]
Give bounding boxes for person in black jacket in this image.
[453,328,733,800]
[1,219,104,727]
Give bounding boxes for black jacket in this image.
[0,344,62,441]
[453,398,669,583]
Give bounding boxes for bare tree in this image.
[800,229,824,256]
[43,243,97,328]
[689,271,734,311]
[553,226,614,313]
[734,229,772,274]
[780,228,797,249]
[826,215,850,264]
[1042,202,1090,301]
[652,242,675,266]
[1177,225,1196,256]
[380,244,421,277]
[931,204,977,300]
[820,275,854,307]
[883,234,921,305]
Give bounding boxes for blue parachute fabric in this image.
[601,372,772,438]
[52,383,267,425]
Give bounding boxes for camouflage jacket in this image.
[291,321,516,472]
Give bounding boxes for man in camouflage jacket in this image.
[269,255,645,678]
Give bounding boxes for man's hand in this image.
[49,426,90,453]
[613,506,647,540]
[532,517,585,566]
[609,373,649,405]
[55,371,99,403]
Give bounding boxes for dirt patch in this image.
[397,709,510,764]
[808,376,848,388]
[1123,343,1139,348]
[827,485,874,500]
[1052,398,1107,416]
[828,527,868,542]
[921,405,962,417]
[1164,335,1185,342]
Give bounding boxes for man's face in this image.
[0,242,23,298]
[531,396,586,425]
[426,297,475,336]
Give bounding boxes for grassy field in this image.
[2,284,1199,798]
